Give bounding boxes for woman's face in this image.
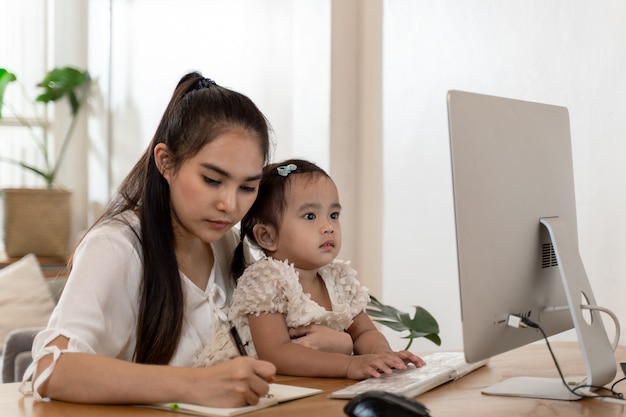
[160,130,265,244]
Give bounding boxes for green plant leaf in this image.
[0,68,17,119]
[367,304,403,321]
[424,333,442,345]
[366,295,441,348]
[0,66,90,187]
[407,306,440,334]
[36,66,90,115]
[371,319,410,333]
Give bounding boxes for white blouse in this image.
[25,211,242,400]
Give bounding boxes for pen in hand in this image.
[229,323,276,397]
[229,323,248,356]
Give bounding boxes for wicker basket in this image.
[2,188,72,258]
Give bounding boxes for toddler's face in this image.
[272,175,342,271]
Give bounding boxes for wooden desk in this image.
[1,342,625,417]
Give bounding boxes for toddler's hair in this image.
[231,158,330,278]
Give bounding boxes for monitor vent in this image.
[542,243,558,268]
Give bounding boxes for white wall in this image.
[101,0,330,201]
[382,0,626,351]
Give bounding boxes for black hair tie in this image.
[197,77,217,89]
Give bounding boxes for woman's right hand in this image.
[187,357,276,407]
[33,338,276,407]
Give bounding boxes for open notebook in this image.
[142,383,322,416]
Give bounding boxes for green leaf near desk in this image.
[367,295,441,350]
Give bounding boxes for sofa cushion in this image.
[1,327,42,383]
[0,254,56,351]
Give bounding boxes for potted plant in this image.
[0,66,91,258]
[367,295,441,349]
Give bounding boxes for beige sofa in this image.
[1,276,65,383]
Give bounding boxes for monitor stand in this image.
[483,376,584,401]
[482,217,617,401]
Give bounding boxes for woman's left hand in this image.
[289,324,353,355]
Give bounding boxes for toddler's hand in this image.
[393,350,426,368]
[346,351,425,380]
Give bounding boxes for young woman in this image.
[22,72,276,408]
[194,159,425,379]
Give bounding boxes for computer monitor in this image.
[447,90,617,400]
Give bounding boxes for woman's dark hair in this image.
[93,72,271,364]
[231,158,330,279]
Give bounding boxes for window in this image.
[0,0,49,188]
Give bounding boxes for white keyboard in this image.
[329,351,488,399]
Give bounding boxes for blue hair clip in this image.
[277,163,297,177]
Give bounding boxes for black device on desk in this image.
[344,390,431,417]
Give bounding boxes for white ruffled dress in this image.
[192,257,370,367]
